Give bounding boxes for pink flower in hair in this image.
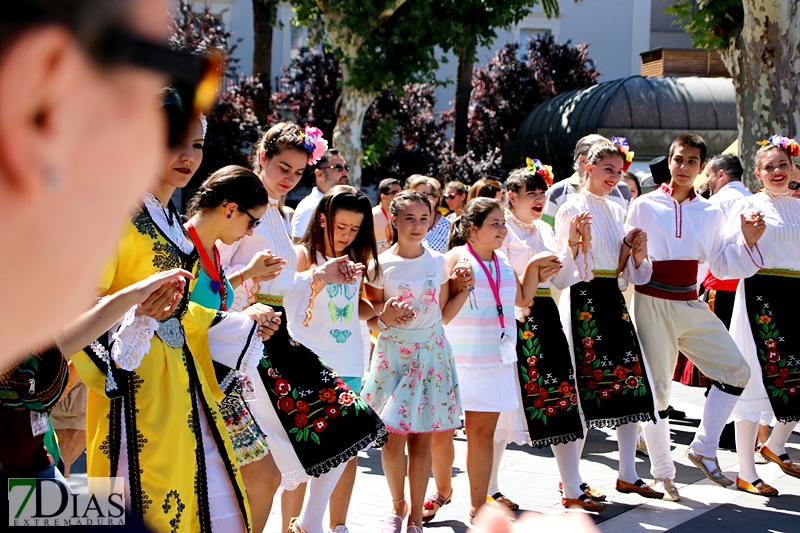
[301,126,329,165]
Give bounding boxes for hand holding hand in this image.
[132,269,194,320]
[741,209,766,248]
[576,212,592,244]
[382,297,416,326]
[317,256,365,285]
[625,228,648,267]
[242,304,282,340]
[450,260,474,294]
[245,250,286,284]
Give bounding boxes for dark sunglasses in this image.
[319,164,350,173]
[789,181,800,191]
[444,193,463,200]
[91,29,222,147]
[239,208,261,230]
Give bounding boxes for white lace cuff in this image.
[109,306,159,371]
[207,312,264,378]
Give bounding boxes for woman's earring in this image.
[226,213,232,219]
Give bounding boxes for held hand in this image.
[529,251,561,269]
[624,228,648,267]
[449,262,474,294]
[576,212,592,244]
[538,263,562,283]
[317,256,365,285]
[568,213,582,243]
[133,269,194,320]
[242,304,282,340]
[245,250,286,284]
[740,210,766,248]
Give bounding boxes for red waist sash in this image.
[635,260,699,301]
[702,270,739,293]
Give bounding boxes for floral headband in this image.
[611,137,635,171]
[757,134,800,158]
[300,126,329,166]
[526,157,554,187]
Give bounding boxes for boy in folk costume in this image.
[625,133,766,501]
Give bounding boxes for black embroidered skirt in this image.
[569,278,656,428]
[744,272,800,423]
[258,306,387,477]
[516,294,584,448]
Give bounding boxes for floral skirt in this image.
[568,278,656,428]
[256,305,387,478]
[362,323,461,434]
[215,365,270,467]
[514,295,583,448]
[737,271,800,423]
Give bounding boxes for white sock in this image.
[642,415,675,480]
[735,419,759,484]
[616,422,639,484]
[487,440,506,496]
[296,463,346,533]
[692,386,739,461]
[765,421,798,458]
[552,439,583,499]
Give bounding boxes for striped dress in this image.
[444,247,519,413]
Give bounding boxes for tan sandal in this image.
[287,517,306,533]
[422,491,452,523]
[562,494,607,512]
[487,492,519,511]
[686,449,733,486]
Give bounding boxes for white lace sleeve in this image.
[109,305,159,371]
[206,312,264,378]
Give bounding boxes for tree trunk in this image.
[453,43,476,156]
[720,0,800,191]
[252,0,276,126]
[332,65,376,190]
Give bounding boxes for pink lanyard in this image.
[466,243,505,332]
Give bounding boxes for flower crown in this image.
[526,157,554,187]
[757,135,800,158]
[611,137,635,171]
[300,126,329,166]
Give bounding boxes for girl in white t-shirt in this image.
[362,190,468,533]
[289,185,387,532]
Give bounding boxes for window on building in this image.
[520,28,551,47]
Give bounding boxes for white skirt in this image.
[457,363,519,413]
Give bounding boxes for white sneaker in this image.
[329,526,350,533]
[652,478,680,501]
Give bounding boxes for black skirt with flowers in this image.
[516,294,584,448]
[569,278,656,428]
[257,305,387,477]
[744,272,800,423]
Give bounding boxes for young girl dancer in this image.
[430,197,547,521]
[73,115,255,532]
[218,123,388,533]
[728,135,800,496]
[491,162,601,511]
[289,185,384,532]
[362,190,464,533]
[183,165,288,532]
[555,139,661,503]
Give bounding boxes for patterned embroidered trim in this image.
[528,431,584,450]
[304,425,388,477]
[219,369,239,393]
[585,412,654,430]
[535,288,552,297]
[89,341,119,393]
[238,322,264,379]
[757,268,800,278]
[303,271,321,328]
[110,306,158,371]
[254,293,284,306]
[592,269,618,279]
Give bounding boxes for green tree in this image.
[668,0,800,187]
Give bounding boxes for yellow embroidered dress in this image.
[72,197,251,533]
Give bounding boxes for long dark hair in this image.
[186,165,268,216]
[297,185,380,282]
[448,197,503,249]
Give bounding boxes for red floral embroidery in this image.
[533,398,544,408]
[612,365,628,381]
[312,417,328,432]
[765,363,778,375]
[583,350,596,363]
[319,388,337,403]
[538,388,549,399]
[582,338,594,348]
[524,381,539,394]
[593,369,604,381]
[545,406,557,416]
[296,400,309,413]
[599,389,610,399]
[338,391,355,406]
[277,397,294,413]
[767,350,781,363]
[789,386,798,395]
[579,363,592,375]
[587,379,597,390]
[774,378,785,388]
[765,339,777,349]
[557,398,569,410]
[558,382,572,396]
[528,368,539,380]
[779,368,790,379]
[613,381,624,393]
[325,404,341,418]
[294,413,308,427]
[632,362,642,376]
[275,379,291,396]
[626,376,639,389]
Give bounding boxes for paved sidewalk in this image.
[68,383,800,532]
